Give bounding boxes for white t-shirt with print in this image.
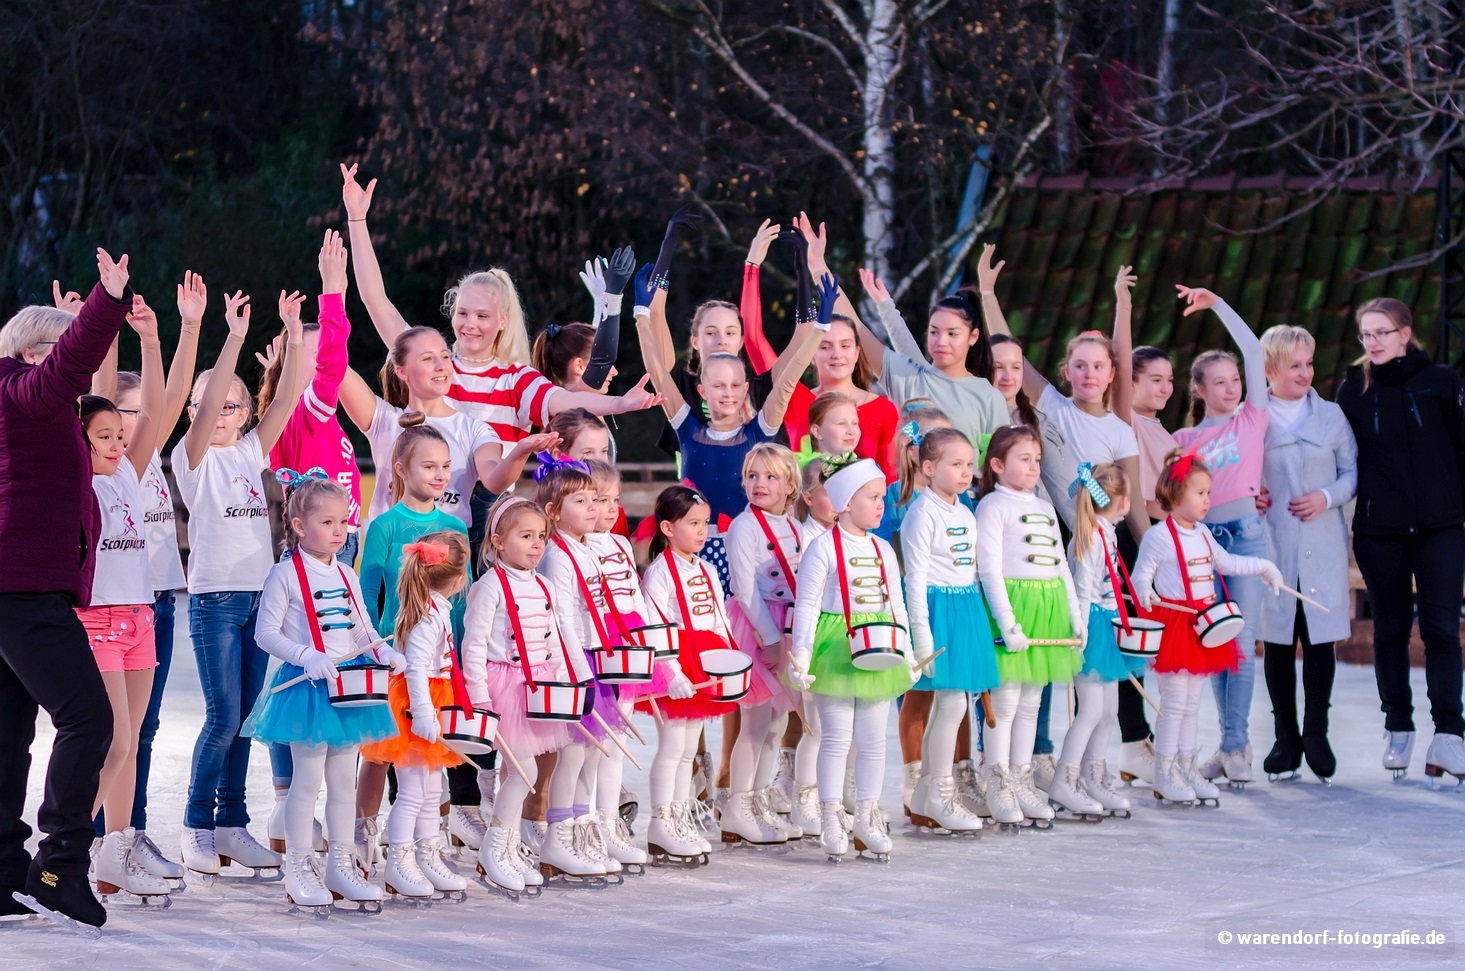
[141,452,187,593]
[170,430,275,594]
[365,398,500,526]
[1036,385,1139,530]
[90,462,152,606]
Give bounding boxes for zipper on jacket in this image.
[1407,389,1423,427]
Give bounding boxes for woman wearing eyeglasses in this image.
[1337,298,1465,785]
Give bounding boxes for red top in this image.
[783,382,900,483]
[740,263,777,376]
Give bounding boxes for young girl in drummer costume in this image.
[462,496,587,895]
[1132,451,1282,806]
[722,443,805,845]
[244,476,406,914]
[635,486,739,866]
[790,458,916,862]
[901,428,996,835]
[1050,462,1147,820]
[359,532,473,902]
[972,425,1086,830]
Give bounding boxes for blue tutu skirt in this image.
[1081,604,1149,683]
[244,660,400,749]
[916,585,1001,694]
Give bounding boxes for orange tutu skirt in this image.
[359,676,463,770]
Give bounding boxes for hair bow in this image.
[1166,446,1200,483]
[533,451,591,482]
[1068,462,1111,509]
[815,451,857,477]
[545,323,563,340]
[276,467,328,489]
[900,421,926,447]
[403,540,450,566]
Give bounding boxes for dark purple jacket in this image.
[0,283,131,606]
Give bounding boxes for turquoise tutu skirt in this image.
[244,659,399,749]
[1082,604,1149,682]
[916,585,1000,694]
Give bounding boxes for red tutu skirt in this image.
[1146,599,1240,677]
[725,598,798,714]
[360,676,462,770]
[633,628,739,722]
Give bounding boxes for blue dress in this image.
[674,407,778,590]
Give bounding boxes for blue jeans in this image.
[338,529,360,569]
[1033,684,1054,755]
[1207,514,1266,753]
[186,591,267,830]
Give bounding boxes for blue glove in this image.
[815,272,840,330]
[632,262,656,313]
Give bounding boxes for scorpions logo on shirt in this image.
[100,502,145,552]
[225,475,270,519]
[144,470,175,525]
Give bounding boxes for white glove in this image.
[300,651,338,682]
[408,706,440,744]
[1070,610,1088,651]
[907,651,928,684]
[1001,625,1030,653]
[376,646,408,675]
[786,659,816,691]
[579,257,607,324]
[667,671,696,700]
[1259,562,1284,594]
[1135,583,1156,611]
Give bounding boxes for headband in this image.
[489,496,537,535]
[276,466,328,490]
[1068,462,1111,509]
[533,451,591,482]
[403,540,450,566]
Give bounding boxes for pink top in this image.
[1172,400,1269,509]
[269,292,363,527]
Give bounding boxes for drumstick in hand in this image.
[647,694,665,724]
[647,679,715,701]
[914,648,947,671]
[1027,638,1082,647]
[1124,594,1197,615]
[440,737,483,770]
[269,636,393,694]
[1276,584,1331,613]
[590,710,644,770]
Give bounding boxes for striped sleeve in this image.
[448,360,560,442]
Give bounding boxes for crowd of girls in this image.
[2,177,1463,934]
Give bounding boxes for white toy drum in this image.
[848,621,906,671]
[596,644,656,684]
[699,649,754,702]
[630,622,679,659]
[524,679,595,722]
[327,663,391,707]
[438,706,500,755]
[1194,600,1244,647]
[1112,617,1165,657]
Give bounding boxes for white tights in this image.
[730,702,788,793]
[492,753,539,833]
[919,690,968,780]
[596,743,624,817]
[794,695,821,785]
[286,742,357,853]
[1155,671,1205,757]
[649,719,703,809]
[388,763,443,845]
[986,681,1044,768]
[1057,676,1117,766]
[814,695,891,803]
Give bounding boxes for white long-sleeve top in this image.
[256,552,384,667]
[1131,518,1274,604]
[725,507,803,648]
[973,483,1080,632]
[800,517,832,543]
[900,491,978,655]
[641,550,733,640]
[462,565,590,707]
[539,531,611,652]
[1068,517,1122,612]
[791,524,910,665]
[586,531,650,628]
[403,592,456,713]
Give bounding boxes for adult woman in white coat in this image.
[1257,326,1357,783]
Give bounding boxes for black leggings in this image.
[1261,600,1335,737]
[1115,520,1155,743]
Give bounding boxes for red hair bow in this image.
[403,540,450,566]
[1166,446,1201,483]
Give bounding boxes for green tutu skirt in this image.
[808,612,912,701]
[989,578,1084,685]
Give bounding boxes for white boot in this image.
[511,829,544,887]
[476,825,524,893]
[647,804,702,862]
[215,826,282,871]
[1425,733,1465,786]
[324,841,383,905]
[384,842,434,899]
[448,806,487,851]
[954,759,989,817]
[416,836,468,893]
[132,831,185,882]
[913,776,982,833]
[1079,758,1132,814]
[720,790,783,845]
[354,816,381,874]
[841,764,857,815]
[1180,751,1221,803]
[983,764,1024,825]
[1032,753,1056,793]
[676,801,712,854]
[540,819,604,878]
[771,748,796,813]
[1220,744,1253,785]
[519,819,547,858]
[600,809,648,868]
[1152,754,1197,803]
[180,827,221,876]
[267,787,288,854]
[792,783,821,836]
[1119,739,1155,786]
[284,848,331,908]
[852,800,892,859]
[1047,760,1104,816]
[95,829,171,900]
[901,761,922,817]
[578,815,622,878]
[1383,730,1415,778]
[756,787,800,839]
[818,801,848,859]
[1011,763,1055,822]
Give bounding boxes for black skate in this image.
[14,863,106,940]
[1302,732,1336,786]
[1264,733,1302,783]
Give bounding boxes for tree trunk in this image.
[860,0,900,284]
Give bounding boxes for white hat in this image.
[824,458,884,515]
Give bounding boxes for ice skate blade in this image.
[0,914,39,929]
[97,886,173,908]
[538,864,609,889]
[9,894,102,940]
[646,844,701,870]
[991,821,1026,834]
[1048,805,1104,824]
[1194,796,1221,808]
[855,850,890,863]
[1105,808,1132,819]
[1424,765,1465,789]
[1020,817,1054,830]
[1152,792,1195,808]
[185,870,216,888]
[908,813,980,836]
[1226,780,1248,791]
[285,898,332,920]
[720,830,785,847]
[1389,768,1408,782]
[332,896,383,916]
[1266,770,1301,783]
[217,859,283,883]
[430,889,468,903]
[384,886,434,909]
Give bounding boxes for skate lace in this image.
[582,819,608,861]
[750,789,778,827]
[420,840,451,878]
[611,814,635,847]
[295,853,326,892]
[134,832,165,862]
[936,778,963,813]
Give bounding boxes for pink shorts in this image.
[76,604,157,673]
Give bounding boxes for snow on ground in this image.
[8,610,1464,971]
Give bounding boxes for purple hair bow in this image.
[533,451,591,482]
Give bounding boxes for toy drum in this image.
[848,621,906,671]
[595,644,656,684]
[630,623,679,659]
[438,706,500,755]
[1112,617,1165,657]
[1194,600,1244,647]
[327,663,392,707]
[699,649,754,702]
[524,679,595,722]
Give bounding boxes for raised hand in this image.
[815,272,840,330]
[52,281,83,314]
[579,257,607,316]
[510,430,563,459]
[340,162,377,221]
[662,204,702,241]
[604,244,636,296]
[279,290,306,344]
[793,211,827,269]
[96,248,130,300]
[318,229,349,295]
[126,296,160,341]
[1176,285,1219,316]
[651,204,702,286]
[745,218,781,267]
[976,244,1004,292]
[1115,264,1137,301]
[632,262,656,311]
[254,334,283,371]
[858,267,892,305]
[223,290,251,341]
[614,373,664,414]
[176,270,207,326]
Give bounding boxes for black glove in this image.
[779,230,813,324]
[604,244,636,296]
[651,205,702,288]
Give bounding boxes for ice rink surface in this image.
[8,615,1463,971]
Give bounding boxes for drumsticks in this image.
[646,694,665,724]
[493,742,536,795]
[1276,584,1332,613]
[1123,594,1197,615]
[590,711,644,770]
[1125,672,1163,719]
[645,679,715,701]
[621,715,648,746]
[914,648,947,671]
[1026,638,1082,647]
[269,636,393,694]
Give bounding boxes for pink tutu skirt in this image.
[615,611,670,702]
[726,598,798,714]
[483,659,573,758]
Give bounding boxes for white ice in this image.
[7,612,1464,970]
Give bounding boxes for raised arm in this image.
[310,231,352,414]
[583,245,634,391]
[1111,266,1137,423]
[181,290,248,469]
[91,338,117,399]
[976,244,1049,402]
[17,252,131,420]
[740,219,781,374]
[163,272,207,439]
[1178,286,1267,409]
[123,297,166,478]
[341,162,410,347]
[796,212,886,373]
[761,273,833,428]
[475,431,559,496]
[337,368,379,435]
[251,291,306,454]
[637,283,687,420]
[859,268,927,363]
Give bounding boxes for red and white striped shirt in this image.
[448,357,559,443]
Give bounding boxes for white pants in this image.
[1057,676,1117,766]
[730,701,788,793]
[1155,671,1206,757]
[794,695,821,785]
[920,690,968,780]
[814,695,891,803]
[986,681,1044,768]
[596,741,624,817]
[649,719,703,809]
[286,742,357,853]
[388,763,443,845]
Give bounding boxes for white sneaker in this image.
[95,829,171,899]
[1031,753,1056,793]
[1119,739,1156,786]
[324,841,383,904]
[284,848,331,908]
[416,836,468,892]
[215,826,282,871]
[819,801,848,858]
[384,842,434,899]
[852,799,892,857]
[901,761,922,817]
[476,825,524,893]
[180,827,221,876]
[448,806,487,851]
[792,783,821,836]
[1079,758,1132,814]
[1424,733,1465,785]
[771,748,796,813]
[132,831,185,881]
[1047,760,1104,815]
